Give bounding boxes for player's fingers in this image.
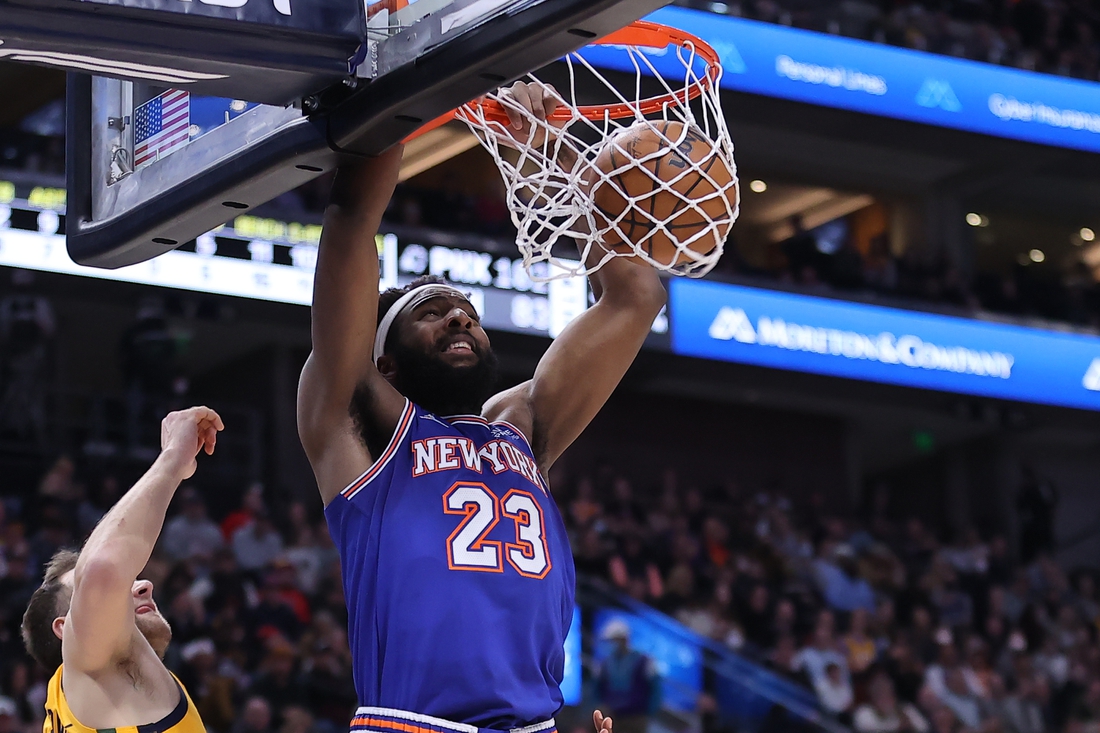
[204,425,217,455]
[503,101,524,131]
[508,80,529,100]
[542,88,558,119]
[195,405,225,431]
[511,83,534,117]
[593,711,604,730]
[530,83,556,119]
[527,84,548,122]
[602,717,613,732]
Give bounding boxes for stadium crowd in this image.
[0,448,1093,733]
[0,465,356,733]
[560,464,1098,733]
[676,0,1100,81]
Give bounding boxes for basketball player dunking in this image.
[22,407,223,733]
[298,84,663,733]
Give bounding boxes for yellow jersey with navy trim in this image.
[43,665,206,733]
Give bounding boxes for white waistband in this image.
[353,707,556,733]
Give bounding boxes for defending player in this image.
[297,84,661,733]
[22,406,224,733]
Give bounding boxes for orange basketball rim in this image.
[407,20,724,141]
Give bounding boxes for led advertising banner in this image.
[595,7,1100,154]
[670,279,1100,411]
[0,181,673,346]
[560,607,582,706]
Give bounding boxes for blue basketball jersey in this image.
[324,399,576,730]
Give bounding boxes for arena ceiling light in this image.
[1030,248,1046,263]
[749,179,767,193]
[965,212,989,227]
[1080,227,1095,243]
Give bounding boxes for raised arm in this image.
[64,407,223,673]
[487,256,665,470]
[483,83,666,470]
[297,147,407,505]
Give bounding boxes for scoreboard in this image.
[0,179,670,346]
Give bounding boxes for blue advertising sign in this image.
[593,609,703,712]
[585,7,1100,154]
[561,607,582,706]
[669,280,1100,411]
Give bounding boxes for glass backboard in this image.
[40,0,674,268]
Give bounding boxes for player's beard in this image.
[390,339,500,417]
[136,611,173,659]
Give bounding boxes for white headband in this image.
[374,284,471,365]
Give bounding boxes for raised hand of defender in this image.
[593,710,613,733]
[498,81,564,148]
[161,406,225,478]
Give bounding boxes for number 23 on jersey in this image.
[443,481,551,578]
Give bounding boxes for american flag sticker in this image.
[134,90,191,169]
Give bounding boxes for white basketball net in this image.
[458,32,739,281]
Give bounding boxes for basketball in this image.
[590,121,737,269]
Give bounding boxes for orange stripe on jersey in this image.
[350,718,438,733]
[342,401,415,499]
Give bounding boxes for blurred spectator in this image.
[36,457,76,502]
[925,641,984,700]
[794,611,850,689]
[1016,466,1058,564]
[782,215,821,284]
[854,674,929,733]
[0,547,37,630]
[249,573,303,642]
[1,661,36,730]
[608,534,663,602]
[935,668,985,730]
[234,697,276,733]
[595,621,659,733]
[284,524,327,598]
[28,504,74,572]
[299,641,357,728]
[179,638,238,733]
[247,640,306,725]
[926,705,960,733]
[223,483,265,542]
[843,608,878,676]
[1016,675,1050,733]
[0,697,19,733]
[233,509,285,572]
[267,560,311,626]
[741,584,776,651]
[160,488,225,562]
[885,639,926,705]
[119,298,190,451]
[0,271,55,449]
[922,558,974,630]
[573,528,611,577]
[1069,678,1100,729]
[814,661,854,720]
[76,474,121,537]
[815,544,877,612]
[279,707,317,733]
